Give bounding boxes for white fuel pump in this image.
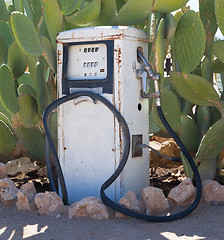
[56,26,150,204]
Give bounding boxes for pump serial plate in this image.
[67,43,107,80]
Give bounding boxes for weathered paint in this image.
[57,26,149,203]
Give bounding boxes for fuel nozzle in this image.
[137,51,161,106]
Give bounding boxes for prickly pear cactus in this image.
[174,10,206,73]
[0,0,223,181]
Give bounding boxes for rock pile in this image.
[0,162,223,220]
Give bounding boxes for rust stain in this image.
[114,46,122,74]
[57,50,62,65]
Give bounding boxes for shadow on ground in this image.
[0,201,223,240]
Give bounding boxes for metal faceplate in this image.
[57,27,149,204]
[62,40,114,95]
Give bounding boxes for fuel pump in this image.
[43,26,202,222]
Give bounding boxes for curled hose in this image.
[43,76,202,222]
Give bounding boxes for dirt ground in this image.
[1,138,223,240]
[0,200,224,240]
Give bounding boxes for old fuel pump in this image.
[43,26,202,222]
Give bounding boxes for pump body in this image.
[57,27,149,204]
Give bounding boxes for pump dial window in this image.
[67,44,107,80]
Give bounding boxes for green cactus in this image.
[65,0,101,26]
[16,94,40,128]
[199,0,217,39]
[17,84,37,100]
[201,57,212,83]
[0,0,9,22]
[196,105,211,135]
[0,120,17,154]
[179,115,200,152]
[40,36,57,73]
[0,64,19,114]
[212,40,224,64]
[154,87,181,132]
[116,0,153,25]
[42,0,64,50]
[171,72,220,106]
[152,0,189,13]
[174,10,206,74]
[15,126,45,160]
[215,0,224,35]
[7,40,27,79]
[0,0,223,181]
[195,119,224,162]
[0,36,8,63]
[11,11,43,57]
[94,0,117,26]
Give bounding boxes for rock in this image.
[149,139,181,168]
[69,197,110,220]
[167,178,196,207]
[37,166,48,177]
[5,157,40,176]
[16,182,37,211]
[142,187,169,215]
[0,178,18,204]
[34,191,64,216]
[0,162,7,179]
[202,180,224,205]
[115,191,145,218]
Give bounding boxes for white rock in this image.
[142,187,169,215]
[34,191,64,216]
[0,178,18,204]
[16,182,37,211]
[0,162,7,179]
[202,180,224,204]
[69,197,110,220]
[167,178,196,207]
[5,157,40,176]
[116,191,145,218]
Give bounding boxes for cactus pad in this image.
[11,12,43,57]
[0,36,7,63]
[40,36,57,73]
[198,158,217,181]
[195,119,224,162]
[0,120,17,154]
[0,64,19,114]
[171,72,220,106]
[116,0,153,25]
[212,40,224,64]
[0,0,9,22]
[199,0,217,37]
[42,0,64,49]
[174,10,206,74]
[215,0,224,35]
[154,87,181,132]
[152,0,189,13]
[196,105,211,135]
[58,0,81,16]
[95,0,116,26]
[16,94,40,128]
[18,84,37,100]
[7,40,27,79]
[15,126,45,160]
[65,0,101,26]
[179,115,200,152]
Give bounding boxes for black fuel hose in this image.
[43,90,130,205]
[43,90,202,222]
[101,104,202,222]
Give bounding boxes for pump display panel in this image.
[62,41,114,95]
[67,43,107,81]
